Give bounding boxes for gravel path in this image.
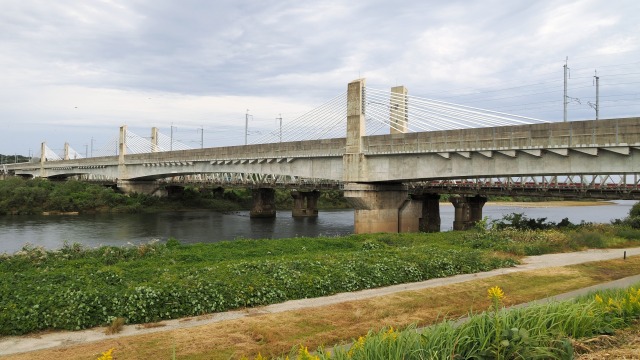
[2,247,639,356]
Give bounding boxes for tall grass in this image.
[270,283,640,360]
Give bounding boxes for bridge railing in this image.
[363,118,640,154]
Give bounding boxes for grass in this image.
[3,255,640,360]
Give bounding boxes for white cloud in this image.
[1,0,639,154]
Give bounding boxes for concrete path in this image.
[2,247,640,356]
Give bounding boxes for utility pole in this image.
[90,137,94,158]
[199,126,204,149]
[276,114,283,142]
[588,70,600,120]
[245,109,250,145]
[563,57,568,122]
[595,72,600,120]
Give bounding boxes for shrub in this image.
[630,202,640,217]
[568,230,606,249]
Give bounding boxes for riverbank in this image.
[2,224,640,334]
[2,178,629,217]
[2,248,640,359]
[485,200,616,208]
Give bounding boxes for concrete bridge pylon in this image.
[39,142,46,178]
[342,78,422,234]
[390,85,408,134]
[118,125,128,180]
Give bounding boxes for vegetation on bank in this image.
[0,178,349,215]
[279,284,640,360]
[0,178,612,217]
[0,233,516,335]
[0,154,30,164]
[2,216,640,336]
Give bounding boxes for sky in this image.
[1,0,639,158]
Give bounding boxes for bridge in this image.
[3,79,640,233]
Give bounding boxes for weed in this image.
[105,317,126,335]
[569,230,605,249]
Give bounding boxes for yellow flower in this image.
[487,286,505,300]
[383,326,398,342]
[594,294,603,304]
[347,336,366,357]
[96,348,114,360]
[297,345,320,360]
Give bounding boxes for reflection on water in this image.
[0,200,635,253]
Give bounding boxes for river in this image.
[0,200,636,254]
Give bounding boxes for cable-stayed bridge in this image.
[3,79,640,233]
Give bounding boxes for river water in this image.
[0,200,636,254]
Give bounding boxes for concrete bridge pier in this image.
[468,195,487,224]
[450,195,487,230]
[450,196,470,230]
[250,188,276,218]
[291,190,320,217]
[344,183,420,233]
[412,193,441,232]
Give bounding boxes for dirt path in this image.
[2,247,639,356]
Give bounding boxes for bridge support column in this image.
[451,196,470,230]
[250,188,276,218]
[450,195,487,230]
[291,190,320,218]
[467,195,487,224]
[399,197,422,233]
[412,193,441,232]
[344,183,412,233]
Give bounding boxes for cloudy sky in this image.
[1,0,639,158]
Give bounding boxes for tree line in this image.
[0,178,349,215]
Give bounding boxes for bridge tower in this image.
[151,127,160,153]
[390,85,408,134]
[64,142,70,161]
[342,78,422,233]
[118,125,128,179]
[39,142,46,178]
[115,125,166,196]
